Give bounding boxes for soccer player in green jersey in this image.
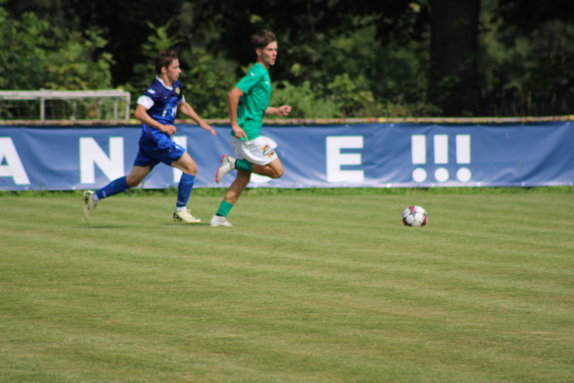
[211,30,291,227]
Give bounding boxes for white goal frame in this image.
[0,90,131,122]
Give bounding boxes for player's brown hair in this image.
[154,50,178,74]
[251,30,277,50]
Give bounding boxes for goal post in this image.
[0,90,131,122]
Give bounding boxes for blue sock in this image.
[95,176,129,200]
[176,173,195,208]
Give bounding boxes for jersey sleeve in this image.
[138,86,161,109]
[137,95,154,109]
[236,69,263,94]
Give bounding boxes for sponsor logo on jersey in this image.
[261,144,275,158]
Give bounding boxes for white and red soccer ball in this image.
[402,205,428,226]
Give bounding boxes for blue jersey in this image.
[137,77,184,148]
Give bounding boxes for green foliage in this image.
[271,81,343,119]
[3,186,573,198]
[482,19,574,98]
[122,22,168,101]
[0,3,112,91]
[271,75,414,119]
[3,0,574,118]
[141,20,182,54]
[327,73,376,116]
[271,73,440,119]
[276,22,438,118]
[478,0,574,115]
[0,9,49,89]
[43,29,114,90]
[178,47,237,119]
[121,20,236,119]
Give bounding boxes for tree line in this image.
[1,0,573,118]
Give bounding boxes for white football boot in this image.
[173,209,201,224]
[83,190,98,221]
[215,154,236,183]
[210,215,233,227]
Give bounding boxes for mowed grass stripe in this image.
[1,192,573,382]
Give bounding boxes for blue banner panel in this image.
[0,122,573,190]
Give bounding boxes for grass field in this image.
[1,188,573,382]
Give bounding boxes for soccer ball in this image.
[402,205,428,226]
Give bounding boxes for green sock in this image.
[216,200,234,217]
[235,159,253,172]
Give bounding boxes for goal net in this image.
[0,90,131,122]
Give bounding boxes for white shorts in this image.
[231,136,278,166]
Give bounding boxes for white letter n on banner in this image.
[171,136,187,182]
[80,137,124,184]
[326,136,364,183]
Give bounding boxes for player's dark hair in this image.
[154,50,178,74]
[251,30,276,50]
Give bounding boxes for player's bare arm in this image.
[265,105,292,116]
[134,104,176,135]
[178,102,216,136]
[228,87,247,139]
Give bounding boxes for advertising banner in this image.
[1,122,572,190]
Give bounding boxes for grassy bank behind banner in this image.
[1,190,573,382]
[2,185,574,198]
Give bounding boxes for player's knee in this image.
[185,166,198,176]
[126,177,141,188]
[181,163,198,176]
[270,168,284,179]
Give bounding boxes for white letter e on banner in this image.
[326,136,364,183]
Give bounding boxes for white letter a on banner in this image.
[0,138,31,185]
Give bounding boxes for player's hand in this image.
[232,124,247,139]
[277,105,292,116]
[200,122,217,136]
[159,124,177,135]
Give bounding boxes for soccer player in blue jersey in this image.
[211,30,291,227]
[83,50,216,223]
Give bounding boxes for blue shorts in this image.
[134,134,185,168]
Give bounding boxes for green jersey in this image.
[234,63,272,140]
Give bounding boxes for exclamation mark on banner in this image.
[434,135,449,182]
[456,134,472,182]
[411,134,472,183]
[411,135,427,182]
